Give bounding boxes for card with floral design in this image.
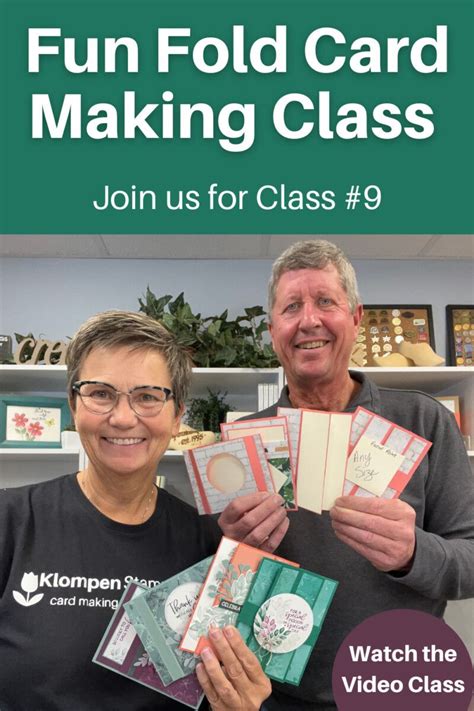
[237,558,338,685]
[124,557,212,686]
[93,581,205,708]
[180,536,298,655]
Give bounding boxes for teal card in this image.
[237,558,338,685]
[124,557,212,686]
[93,581,205,708]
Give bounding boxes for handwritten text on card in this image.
[345,436,404,496]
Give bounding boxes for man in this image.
[218,239,474,710]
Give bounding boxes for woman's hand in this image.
[196,626,271,711]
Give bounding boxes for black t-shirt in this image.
[0,474,221,710]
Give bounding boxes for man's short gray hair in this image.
[268,239,361,316]
[66,310,192,413]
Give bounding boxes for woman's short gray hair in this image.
[66,310,192,413]
[268,239,361,316]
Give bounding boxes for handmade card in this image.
[345,435,404,496]
[184,435,275,515]
[124,557,212,686]
[180,536,299,655]
[344,406,432,499]
[296,411,352,513]
[277,407,302,473]
[221,416,296,509]
[93,581,205,709]
[237,558,338,685]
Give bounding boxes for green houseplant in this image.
[185,390,234,434]
[138,289,278,368]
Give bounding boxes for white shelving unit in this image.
[1,364,472,489]
[0,364,284,488]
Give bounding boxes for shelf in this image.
[0,365,283,395]
[0,365,68,392]
[3,363,472,397]
[352,366,474,394]
[162,450,184,460]
[0,448,80,462]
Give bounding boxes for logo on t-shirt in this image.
[12,572,44,607]
[12,569,159,609]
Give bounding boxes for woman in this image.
[0,310,271,711]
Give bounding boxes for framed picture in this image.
[357,305,435,367]
[0,396,71,448]
[446,305,474,367]
[435,396,461,428]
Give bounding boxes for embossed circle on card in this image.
[164,582,202,634]
[392,317,401,326]
[254,593,313,654]
[206,453,246,493]
[391,309,401,317]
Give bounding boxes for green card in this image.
[124,556,212,686]
[237,558,338,685]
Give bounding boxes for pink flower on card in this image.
[259,615,277,639]
[28,421,44,437]
[13,413,28,427]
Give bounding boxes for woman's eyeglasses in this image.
[72,380,174,417]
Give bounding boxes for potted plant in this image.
[185,390,234,434]
[138,290,278,368]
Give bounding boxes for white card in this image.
[345,435,404,496]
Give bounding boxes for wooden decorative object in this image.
[14,338,68,365]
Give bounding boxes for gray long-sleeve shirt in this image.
[247,371,474,710]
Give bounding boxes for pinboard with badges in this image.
[357,305,435,367]
[446,305,474,367]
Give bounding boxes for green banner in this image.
[1,0,473,233]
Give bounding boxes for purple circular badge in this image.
[332,609,473,711]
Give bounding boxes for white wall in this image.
[1,257,473,358]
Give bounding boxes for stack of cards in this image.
[237,558,338,685]
[180,536,299,656]
[94,541,338,695]
[184,407,432,515]
[221,417,296,509]
[123,558,212,686]
[93,581,205,709]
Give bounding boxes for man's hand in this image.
[218,492,289,553]
[330,496,416,572]
[196,626,271,711]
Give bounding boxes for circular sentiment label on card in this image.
[253,593,313,654]
[164,582,201,634]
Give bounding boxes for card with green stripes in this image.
[236,558,338,685]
